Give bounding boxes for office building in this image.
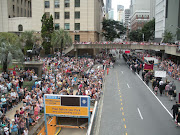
[129,0,150,31]
[0,0,104,42]
[125,9,130,28]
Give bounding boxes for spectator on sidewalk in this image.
[171,102,179,120]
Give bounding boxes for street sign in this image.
[44,94,90,117]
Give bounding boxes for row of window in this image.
[52,12,80,19]
[54,23,80,30]
[12,5,31,17]
[12,0,31,8]
[45,0,80,8]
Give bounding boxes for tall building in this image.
[117,5,124,11]
[125,9,130,28]
[0,0,104,42]
[129,0,150,31]
[155,0,180,42]
[150,0,156,19]
[108,9,114,20]
[106,0,112,13]
[155,0,166,42]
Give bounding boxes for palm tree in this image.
[20,31,41,53]
[51,29,72,56]
[0,33,24,72]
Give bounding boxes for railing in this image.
[86,101,98,135]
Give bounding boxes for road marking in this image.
[124,124,126,128]
[127,83,130,88]
[123,118,125,122]
[121,71,123,74]
[136,73,173,118]
[137,108,143,120]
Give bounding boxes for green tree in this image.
[163,30,174,43]
[20,30,41,53]
[142,18,155,41]
[41,14,54,54]
[102,19,126,41]
[0,33,24,72]
[128,30,143,42]
[51,29,72,56]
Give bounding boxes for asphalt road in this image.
[99,56,180,135]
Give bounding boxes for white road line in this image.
[121,71,123,74]
[127,83,130,88]
[137,108,143,120]
[136,73,173,118]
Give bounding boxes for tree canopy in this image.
[41,14,54,54]
[51,29,72,56]
[102,19,126,41]
[163,30,174,43]
[0,33,24,72]
[128,18,155,42]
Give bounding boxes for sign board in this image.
[125,50,130,54]
[155,71,166,78]
[44,94,90,117]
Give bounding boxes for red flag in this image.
[125,50,130,54]
[144,63,153,70]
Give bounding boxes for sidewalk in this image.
[5,102,23,120]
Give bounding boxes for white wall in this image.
[0,0,9,32]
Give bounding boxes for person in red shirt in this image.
[20,107,24,115]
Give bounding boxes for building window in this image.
[55,24,60,30]
[21,0,23,4]
[13,5,15,12]
[21,8,23,16]
[75,23,80,30]
[24,0,26,6]
[18,24,23,31]
[75,11,80,19]
[24,9,26,16]
[17,7,19,16]
[45,1,50,8]
[17,0,19,4]
[74,35,80,42]
[55,12,60,19]
[75,0,80,7]
[64,23,70,30]
[45,12,50,18]
[64,12,70,19]
[65,0,70,7]
[54,0,59,8]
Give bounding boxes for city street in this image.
[99,57,180,135]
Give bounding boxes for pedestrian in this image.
[176,109,180,127]
[171,102,179,120]
[154,85,158,95]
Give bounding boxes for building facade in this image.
[105,0,112,13]
[117,5,124,23]
[125,9,130,28]
[108,9,114,20]
[155,0,166,42]
[129,0,150,31]
[0,0,104,42]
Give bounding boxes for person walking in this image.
[171,102,179,120]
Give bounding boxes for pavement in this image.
[98,54,180,135]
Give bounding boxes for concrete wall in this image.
[0,0,8,32]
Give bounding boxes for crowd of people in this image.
[73,41,180,46]
[0,51,113,135]
[159,59,180,81]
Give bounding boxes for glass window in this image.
[17,7,19,16]
[75,11,80,19]
[74,35,80,42]
[45,1,50,8]
[18,24,23,31]
[75,23,80,30]
[13,5,15,12]
[64,12,70,19]
[17,0,19,3]
[54,0,60,8]
[21,0,23,4]
[24,0,26,6]
[21,8,22,16]
[45,12,50,18]
[55,12,60,19]
[75,0,80,7]
[24,9,26,16]
[65,0,70,7]
[64,23,70,30]
[55,24,60,30]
